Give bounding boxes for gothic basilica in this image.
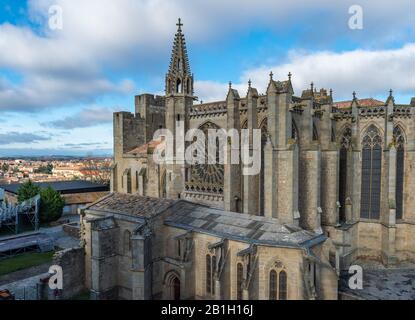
[80,20,415,300]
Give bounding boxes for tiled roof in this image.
[86,193,175,218]
[127,138,165,155]
[334,98,385,109]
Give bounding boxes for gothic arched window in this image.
[206,254,212,295]
[312,120,319,141]
[292,119,299,141]
[126,169,132,194]
[360,125,382,219]
[339,127,352,223]
[269,270,277,300]
[176,78,182,93]
[206,254,216,296]
[394,126,405,219]
[236,263,243,300]
[278,270,288,300]
[211,255,216,296]
[160,170,167,198]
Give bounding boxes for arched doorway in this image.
[172,277,180,300]
[164,271,181,300]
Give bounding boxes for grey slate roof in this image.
[85,193,325,248]
[164,201,324,248]
[86,193,176,218]
[340,267,415,300]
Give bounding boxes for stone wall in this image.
[53,247,85,299]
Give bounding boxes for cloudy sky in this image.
[0,0,415,156]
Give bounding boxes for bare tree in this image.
[80,158,111,185]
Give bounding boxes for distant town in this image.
[0,157,112,185]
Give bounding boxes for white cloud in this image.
[195,44,415,102]
[0,131,51,145]
[1,0,415,112]
[43,106,117,129]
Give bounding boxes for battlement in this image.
[113,112,146,158]
[135,94,165,111]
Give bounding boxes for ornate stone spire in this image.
[166,18,193,95]
[168,18,191,75]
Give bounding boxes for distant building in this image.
[0,180,109,215]
[52,166,84,179]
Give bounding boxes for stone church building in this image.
[80,20,415,300]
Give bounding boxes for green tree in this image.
[39,187,65,223]
[17,180,40,203]
[1,163,9,172]
[34,163,53,174]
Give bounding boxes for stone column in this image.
[320,149,339,226]
[131,230,152,300]
[214,280,221,300]
[350,97,361,222]
[264,139,277,218]
[299,147,322,232]
[276,146,299,225]
[89,217,119,300]
[224,85,241,212]
[382,96,397,265]
[345,198,353,222]
[264,74,296,223]
[242,288,249,300]
[243,84,260,214]
[319,100,340,227]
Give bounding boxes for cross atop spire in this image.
[166,19,193,95]
[176,18,183,31]
[168,18,191,75]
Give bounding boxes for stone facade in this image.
[99,20,415,299]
